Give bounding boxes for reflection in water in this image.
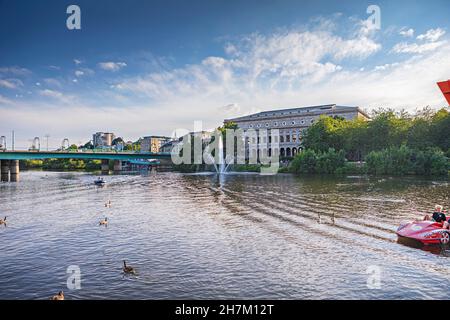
[0,171,449,299]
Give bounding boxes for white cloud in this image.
[0,66,31,76]
[98,62,127,71]
[373,63,399,71]
[392,27,447,54]
[392,41,446,54]
[417,28,446,42]
[39,89,64,99]
[115,25,380,101]
[399,28,414,38]
[0,94,14,105]
[43,78,62,88]
[220,103,240,114]
[74,59,82,65]
[0,79,23,89]
[39,89,75,104]
[74,68,94,77]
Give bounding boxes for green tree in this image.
[68,144,78,150]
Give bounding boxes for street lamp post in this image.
[44,134,50,151]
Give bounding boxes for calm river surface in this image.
[0,171,449,299]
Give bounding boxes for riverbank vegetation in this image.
[21,159,102,171]
[289,108,450,176]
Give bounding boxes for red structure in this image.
[437,80,450,105]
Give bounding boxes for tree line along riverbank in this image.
[292,107,450,176]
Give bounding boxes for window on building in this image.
[252,137,256,144]
[286,135,290,142]
[282,121,287,126]
[301,120,305,124]
[292,135,297,143]
[280,136,284,143]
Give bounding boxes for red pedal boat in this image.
[397,219,450,245]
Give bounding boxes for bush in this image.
[232,164,261,172]
[21,159,44,168]
[316,149,346,174]
[290,148,346,174]
[85,160,101,171]
[290,149,317,174]
[429,149,448,175]
[335,162,366,175]
[365,146,449,176]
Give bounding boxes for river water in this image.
[0,171,449,299]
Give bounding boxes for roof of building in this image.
[142,135,171,139]
[224,104,370,122]
[161,140,179,148]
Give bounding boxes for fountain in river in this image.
[204,133,233,175]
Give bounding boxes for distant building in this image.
[141,136,171,153]
[224,104,369,158]
[92,132,115,148]
[160,140,180,154]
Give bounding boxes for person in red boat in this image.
[423,205,446,225]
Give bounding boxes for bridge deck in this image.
[0,151,171,161]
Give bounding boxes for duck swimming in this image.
[51,291,64,300]
[123,260,136,275]
[99,217,108,226]
[0,216,6,226]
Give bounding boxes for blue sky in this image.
[0,0,449,148]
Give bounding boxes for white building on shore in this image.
[224,104,369,158]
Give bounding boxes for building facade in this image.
[224,104,369,158]
[160,140,179,154]
[92,132,115,148]
[141,136,171,153]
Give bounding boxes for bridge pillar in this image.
[10,160,19,182]
[1,160,9,182]
[101,159,109,174]
[113,160,122,172]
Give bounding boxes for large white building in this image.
[224,104,369,158]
